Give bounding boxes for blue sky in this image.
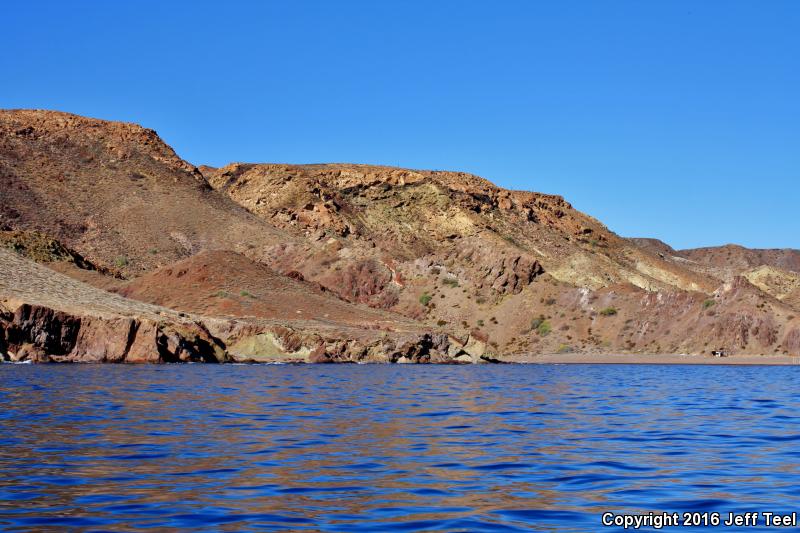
[3,1,798,249]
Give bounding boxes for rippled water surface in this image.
[1,364,799,531]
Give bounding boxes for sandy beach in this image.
[503,353,800,365]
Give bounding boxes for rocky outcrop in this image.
[483,253,544,294]
[225,324,487,364]
[712,312,779,350]
[331,259,394,304]
[0,303,226,363]
[783,328,800,355]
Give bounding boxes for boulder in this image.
[462,332,488,361]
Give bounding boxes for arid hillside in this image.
[0,110,289,275]
[630,238,800,280]
[2,109,799,362]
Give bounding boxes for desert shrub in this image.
[557,344,573,353]
[537,320,552,336]
[599,307,617,316]
[437,320,448,326]
[703,299,716,309]
[442,277,459,288]
[114,256,128,268]
[240,290,256,298]
[419,292,432,306]
[477,319,485,327]
[545,298,556,306]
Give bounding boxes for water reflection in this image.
[0,364,799,531]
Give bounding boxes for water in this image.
[0,364,798,532]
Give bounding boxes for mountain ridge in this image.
[2,109,799,362]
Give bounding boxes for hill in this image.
[1,109,799,361]
[0,110,288,275]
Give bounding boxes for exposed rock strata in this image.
[0,303,225,363]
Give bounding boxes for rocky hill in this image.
[0,109,289,275]
[2,110,799,362]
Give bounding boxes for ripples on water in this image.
[0,364,799,531]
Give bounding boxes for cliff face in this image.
[1,109,799,362]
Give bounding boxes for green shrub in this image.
[114,256,128,268]
[442,277,459,288]
[419,292,432,306]
[537,320,552,336]
[703,299,716,309]
[557,344,573,353]
[240,290,256,298]
[477,319,484,327]
[599,307,617,316]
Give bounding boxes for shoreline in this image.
[3,353,800,366]
[502,353,800,365]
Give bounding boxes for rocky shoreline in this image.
[0,301,497,365]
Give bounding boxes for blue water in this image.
[0,364,798,532]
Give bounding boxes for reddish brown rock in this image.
[68,317,137,363]
[783,328,800,355]
[125,320,163,363]
[0,302,225,364]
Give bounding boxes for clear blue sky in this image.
[3,1,798,250]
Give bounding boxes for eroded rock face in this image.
[453,246,544,295]
[784,328,800,355]
[226,324,485,364]
[0,303,226,363]
[8,304,81,358]
[484,254,544,294]
[69,317,137,363]
[332,259,394,305]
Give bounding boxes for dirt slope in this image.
[114,249,418,329]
